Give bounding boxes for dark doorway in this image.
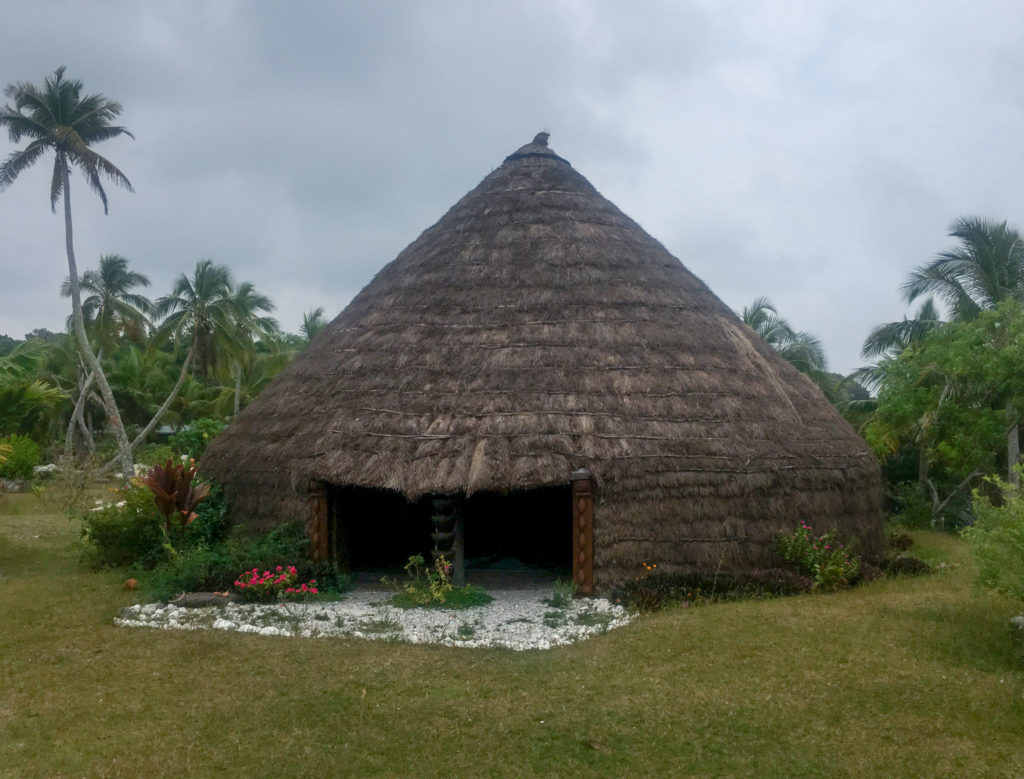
[462,485,572,576]
[328,486,432,572]
[327,484,572,582]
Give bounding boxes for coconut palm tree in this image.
[123,260,239,452]
[902,216,1024,319]
[61,254,152,352]
[740,297,827,375]
[225,281,278,414]
[301,307,328,343]
[0,67,135,478]
[60,254,152,458]
[854,297,944,392]
[902,216,1024,480]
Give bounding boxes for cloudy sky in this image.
[2,0,1023,374]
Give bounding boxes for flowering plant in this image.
[401,554,453,604]
[382,553,490,609]
[234,564,320,602]
[775,521,860,591]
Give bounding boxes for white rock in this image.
[114,587,633,650]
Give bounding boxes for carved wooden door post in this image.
[431,495,465,587]
[571,469,594,596]
[308,481,329,562]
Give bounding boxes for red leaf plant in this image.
[142,457,211,542]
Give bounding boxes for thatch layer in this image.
[201,137,882,585]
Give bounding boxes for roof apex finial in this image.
[533,131,550,146]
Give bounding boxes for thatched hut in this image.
[201,133,882,592]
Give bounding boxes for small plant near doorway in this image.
[384,554,493,609]
[542,579,579,608]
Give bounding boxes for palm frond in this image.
[0,141,48,190]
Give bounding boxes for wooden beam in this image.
[307,481,329,562]
[571,469,594,596]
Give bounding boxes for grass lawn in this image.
[2,491,1023,777]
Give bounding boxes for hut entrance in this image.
[460,486,572,586]
[325,484,572,587]
[327,486,433,575]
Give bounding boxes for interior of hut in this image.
[328,484,572,588]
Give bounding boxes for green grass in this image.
[2,493,1023,776]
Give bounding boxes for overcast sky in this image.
[2,1,1023,375]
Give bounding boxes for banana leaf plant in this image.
[142,457,211,544]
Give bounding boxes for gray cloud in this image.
[2,0,1024,373]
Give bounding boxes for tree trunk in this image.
[100,339,198,473]
[78,408,95,453]
[1008,425,1020,486]
[61,158,134,481]
[233,361,242,415]
[918,447,929,496]
[1007,403,1020,486]
[64,358,98,461]
[917,378,951,498]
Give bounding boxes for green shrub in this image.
[879,555,932,577]
[81,477,229,571]
[543,579,579,608]
[609,567,814,612]
[385,554,493,609]
[888,532,914,552]
[888,481,935,529]
[135,518,351,603]
[233,564,323,602]
[0,434,40,480]
[170,417,227,461]
[140,544,236,601]
[775,522,861,591]
[134,443,174,467]
[80,484,166,569]
[187,483,231,547]
[234,521,311,569]
[963,475,1024,604]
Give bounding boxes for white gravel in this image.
[114,588,633,650]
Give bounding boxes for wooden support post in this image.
[431,495,465,587]
[571,469,594,596]
[308,481,329,562]
[452,509,465,587]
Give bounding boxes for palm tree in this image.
[62,254,152,352]
[125,260,239,451]
[740,297,827,375]
[902,216,1024,481]
[0,67,135,478]
[0,339,66,436]
[154,260,240,379]
[902,216,1024,319]
[60,254,152,458]
[301,307,328,343]
[226,281,278,414]
[855,297,944,391]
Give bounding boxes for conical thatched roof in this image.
[201,134,882,583]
